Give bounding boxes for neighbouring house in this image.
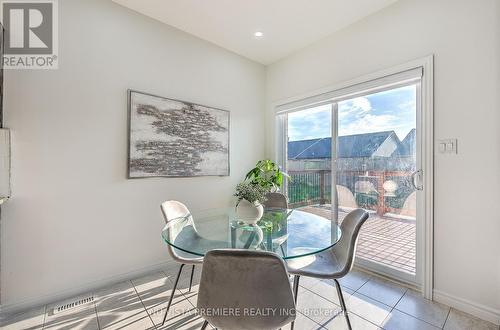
[287,130,417,214]
[287,130,415,171]
[392,128,416,157]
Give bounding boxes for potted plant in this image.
[234,182,267,224]
[244,160,290,192]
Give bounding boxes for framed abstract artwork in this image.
[128,90,230,178]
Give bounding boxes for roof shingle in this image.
[288,131,397,159]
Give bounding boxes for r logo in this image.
[3,2,53,54]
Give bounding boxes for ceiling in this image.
[112,0,398,65]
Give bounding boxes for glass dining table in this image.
[161,207,342,259]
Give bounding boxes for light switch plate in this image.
[438,139,457,154]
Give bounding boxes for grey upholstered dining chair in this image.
[197,249,296,330]
[286,208,369,330]
[160,200,203,326]
[263,192,288,209]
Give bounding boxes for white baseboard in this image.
[433,289,500,325]
[0,259,178,315]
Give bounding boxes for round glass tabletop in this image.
[161,208,342,260]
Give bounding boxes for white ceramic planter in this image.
[236,199,264,225]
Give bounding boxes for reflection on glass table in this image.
[161,207,341,260]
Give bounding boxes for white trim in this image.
[354,264,419,292]
[275,113,288,192]
[271,57,429,113]
[356,258,417,286]
[331,103,338,223]
[0,259,178,314]
[276,68,422,113]
[420,55,434,300]
[433,290,500,326]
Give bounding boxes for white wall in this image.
[1,0,265,308]
[266,0,500,322]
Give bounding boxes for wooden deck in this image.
[299,205,416,275]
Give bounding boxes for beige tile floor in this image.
[1,266,498,330]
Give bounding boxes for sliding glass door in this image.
[336,84,418,282]
[278,78,422,284]
[286,104,334,220]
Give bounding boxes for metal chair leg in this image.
[292,275,300,302]
[189,265,196,292]
[200,320,209,330]
[161,264,185,326]
[334,279,352,330]
[290,275,300,330]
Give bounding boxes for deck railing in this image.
[287,169,415,216]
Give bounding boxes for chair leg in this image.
[290,275,300,330]
[189,265,196,292]
[280,245,286,257]
[161,264,185,326]
[292,275,300,303]
[334,279,352,330]
[200,320,209,330]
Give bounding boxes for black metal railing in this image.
[287,169,415,216]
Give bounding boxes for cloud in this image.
[287,85,417,141]
[398,99,416,113]
[338,97,372,119]
[338,113,403,136]
[338,89,416,139]
[288,105,331,141]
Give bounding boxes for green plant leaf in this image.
[242,159,290,192]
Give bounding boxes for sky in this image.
[287,84,416,141]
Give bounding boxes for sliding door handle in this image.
[411,170,423,190]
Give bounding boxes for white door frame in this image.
[273,55,434,299]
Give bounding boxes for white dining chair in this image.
[197,249,296,330]
[160,200,203,326]
[286,208,369,330]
